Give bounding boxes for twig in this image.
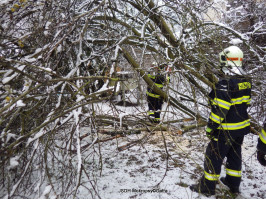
[117,125,167,151]
[80,135,124,154]
[154,131,169,187]
[180,122,207,133]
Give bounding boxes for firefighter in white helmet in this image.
[190,46,252,196]
[219,45,245,75]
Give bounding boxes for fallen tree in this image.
[0,0,264,198]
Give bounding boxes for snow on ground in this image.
[74,102,266,199]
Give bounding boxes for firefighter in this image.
[190,46,252,196]
[257,121,266,166]
[146,63,168,124]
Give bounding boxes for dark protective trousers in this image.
[199,135,244,193]
[147,96,163,121]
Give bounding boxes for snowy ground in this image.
[74,102,266,199]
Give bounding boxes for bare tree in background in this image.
[0,0,265,198]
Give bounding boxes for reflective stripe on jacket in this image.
[147,72,166,99]
[207,76,251,137]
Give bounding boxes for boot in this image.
[190,184,215,197]
[220,177,240,194]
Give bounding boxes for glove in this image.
[206,127,214,140]
[257,150,266,166]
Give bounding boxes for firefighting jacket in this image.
[206,75,251,139]
[257,122,266,153]
[146,72,167,99]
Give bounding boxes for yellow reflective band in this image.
[217,119,250,130]
[211,98,231,110]
[259,129,266,144]
[148,74,155,79]
[238,82,251,90]
[226,168,241,177]
[155,83,163,88]
[209,112,224,124]
[148,111,154,115]
[231,96,251,105]
[204,171,220,181]
[146,92,160,98]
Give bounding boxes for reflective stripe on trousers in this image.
[147,111,154,115]
[204,171,220,181]
[226,168,241,177]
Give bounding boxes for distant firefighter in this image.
[146,63,169,124]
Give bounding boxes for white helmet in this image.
[219,46,245,75]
